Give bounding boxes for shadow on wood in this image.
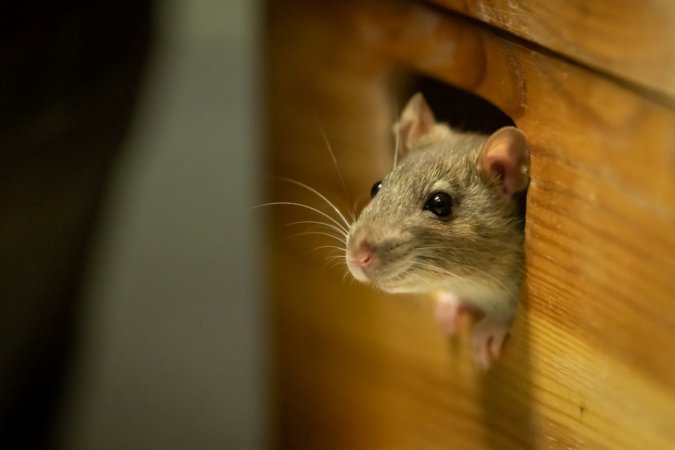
[265,0,675,448]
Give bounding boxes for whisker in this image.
[309,245,345,254]
[325,262,344,270]
[306,250,343,263]
[412,257,518,306]
[393,119,400,169]
[352,199,360,218]
[409,260,465,281]
[324,252,346,260]
[325,259,346,272]
[285,231,347,245]
[313,116,357,222]
[341,271,352,283]
[452,263,518,302]
[325,260,346,269]
[285,220,347,239]
[274,177,351,230]
[253,201,347,233]
[391,96,400,169]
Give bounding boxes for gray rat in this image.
[345,93,530,369]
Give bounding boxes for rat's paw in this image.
[434,292,468,336]
[470,319,510,370]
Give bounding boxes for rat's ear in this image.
[392,93,437,156]
[478,126,530,196]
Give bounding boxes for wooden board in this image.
[428,0,675,100]
[264,0,675,448]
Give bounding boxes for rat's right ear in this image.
[392,93,437,157]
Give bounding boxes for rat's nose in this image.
[348,240,375,269]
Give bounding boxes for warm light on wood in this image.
[265,1,675,448]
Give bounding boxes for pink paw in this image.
[434,293,469,336]
[470,319,510,370]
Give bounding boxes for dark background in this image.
[1,1,266,448]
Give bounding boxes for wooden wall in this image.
[264,1,675,448]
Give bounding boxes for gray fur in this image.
[346,126,524,319]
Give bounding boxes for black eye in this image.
[370,180,382,198]
[423,192,453,217]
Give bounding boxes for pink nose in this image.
[349,240,375,268]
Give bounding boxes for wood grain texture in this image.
[264,0,675,448]
[427,0,675,101]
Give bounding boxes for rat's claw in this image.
[470,319,510,370]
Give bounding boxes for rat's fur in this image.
[346,93,529,369]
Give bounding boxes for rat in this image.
[345,92,530,369]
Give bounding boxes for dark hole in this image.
[393,74,515,134]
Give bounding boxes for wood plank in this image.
[427,0,675,101]
[265,0,675,448]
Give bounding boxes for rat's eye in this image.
[370,180,382,198]
[423,192,453,217]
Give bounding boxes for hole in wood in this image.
[394,74,515,134]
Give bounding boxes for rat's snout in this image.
[348,239,375,269]
[345,227,380,282]
[346,222,413,287]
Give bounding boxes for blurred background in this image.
[1,0,266,449]
[6,0,675,449]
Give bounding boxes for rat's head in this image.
[345,93,530,294]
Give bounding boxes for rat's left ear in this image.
[478,126,530,196]
[392,93,437,156]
